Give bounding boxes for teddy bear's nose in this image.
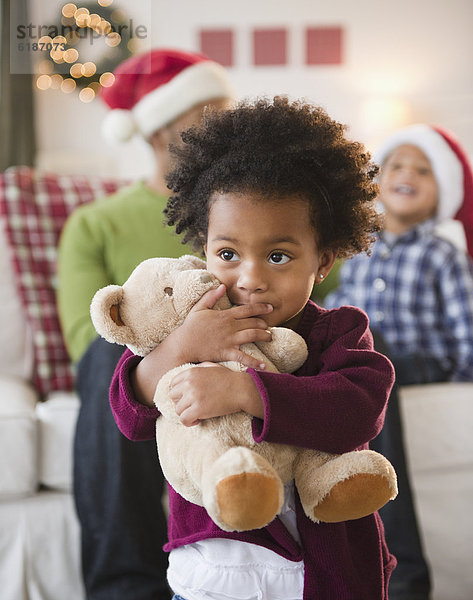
[200,273,213,284]
[164,287,173,296]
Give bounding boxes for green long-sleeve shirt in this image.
[57,181,192,363]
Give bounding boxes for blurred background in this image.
[3,0,473,177]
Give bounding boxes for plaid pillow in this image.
[0,166,126,398]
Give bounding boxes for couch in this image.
[0,167,123,600]
[0,166,472,600]
[399,383,473,600]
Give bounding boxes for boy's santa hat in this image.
[101,48,235,143]
[375,124,473,257]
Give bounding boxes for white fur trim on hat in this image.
[434,218,468,252]
[134,60,235,139]
[102,108,139,143]
[374,124,464,221]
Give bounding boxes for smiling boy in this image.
[325,123,473,600]
[380,144,439,234]
[326,125,473,384]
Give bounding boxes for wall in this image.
[32,0,473,178]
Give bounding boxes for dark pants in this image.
[371,331,434,600]
[389,350,450,387]
[74,337,171,600]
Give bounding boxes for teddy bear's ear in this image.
[180,254,207,270]
[90,285,136,346]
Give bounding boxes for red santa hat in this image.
[375,124,473,257]
[101,48,235,143]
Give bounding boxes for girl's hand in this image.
[176,284,273,370]
[130,285,271,409]
[169,363,264,427]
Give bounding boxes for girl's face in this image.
[379,144,438,233]
[205,192,335,329]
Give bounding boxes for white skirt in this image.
[167,483,304,600]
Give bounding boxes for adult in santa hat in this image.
[324,124,473,600]
[57,49,235,600]
[100,47,235,193]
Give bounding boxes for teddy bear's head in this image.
[90,254,220,356]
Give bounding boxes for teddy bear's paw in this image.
[295,448,397,523]
[216,471,281,531]
[203,447,284,532]
[256,328,308,373]
[312,472,395,523]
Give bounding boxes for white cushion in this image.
[37,391,80,491]
[0,378,38,498]
[413,470,473,600]
[400,383,473,600]
[400,382,473,472]
[0,220,33,380]
[0,490,84,600]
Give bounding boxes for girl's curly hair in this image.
[165,96,381,259]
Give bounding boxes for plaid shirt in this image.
[325,219,473,382]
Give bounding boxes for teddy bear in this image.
[91,255,397,532]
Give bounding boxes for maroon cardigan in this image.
[110,301,396,599]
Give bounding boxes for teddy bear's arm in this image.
[255,328,308,373]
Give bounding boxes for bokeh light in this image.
[79,87,95,103]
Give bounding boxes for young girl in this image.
[109,97,396,600]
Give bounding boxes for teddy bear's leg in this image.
[202,447,284,532]
[294,449,397,523]
[155,418,207,505]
